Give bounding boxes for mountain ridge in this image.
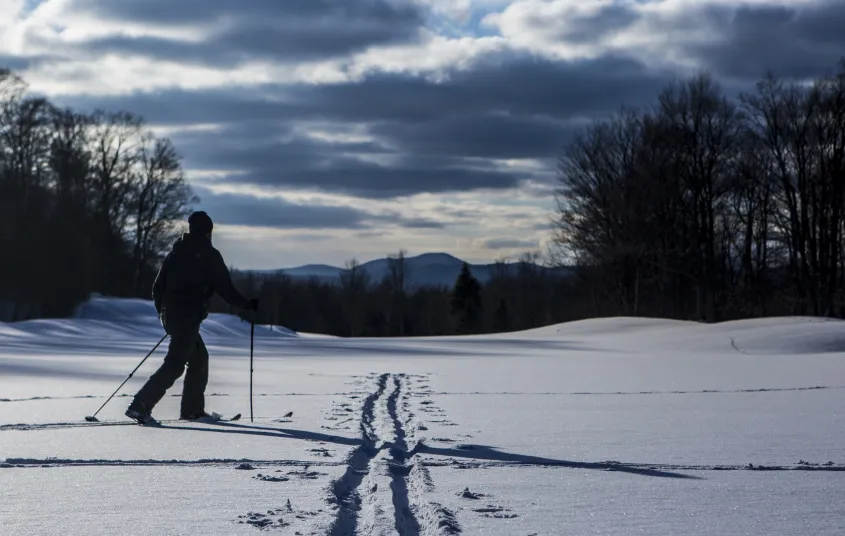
[245,252,571,288]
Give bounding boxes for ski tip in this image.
[283,411,293,418]
[231,413,241,421]
[84,416,99,422]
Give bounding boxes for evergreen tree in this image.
[450,262,482,334]
[493,298,511,333]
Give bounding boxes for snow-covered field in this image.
[1,297,844,535]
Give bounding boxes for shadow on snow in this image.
[158,421,699,480]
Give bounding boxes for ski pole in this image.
[85,333,168,422]
[249,314,255,422]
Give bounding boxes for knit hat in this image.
[188,211,213,235]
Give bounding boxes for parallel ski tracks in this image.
[325,373,461,536]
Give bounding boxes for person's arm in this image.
[209,248,251,309]
[152,253,171,314]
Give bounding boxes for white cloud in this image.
[484,0,828,71]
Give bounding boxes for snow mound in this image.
[73,295,159,321]
[519,316,698,337]
[505,315,845,356]
[713,317,845,355]
[1,296,300,342]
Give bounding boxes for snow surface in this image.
[1,297,844,535]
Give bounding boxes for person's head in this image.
[188,211,213,238]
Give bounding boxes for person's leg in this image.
[180,333,210,418]
[130,325,199,414]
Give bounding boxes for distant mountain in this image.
[248,252,572,289]
[279,264,343,278]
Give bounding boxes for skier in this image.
[125,210,258,425]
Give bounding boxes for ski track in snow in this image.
[323,372,462,536]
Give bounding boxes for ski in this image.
[129,416,162,427]
[76,410,294,429]
[139,419,162,427]
[181,412,241,423]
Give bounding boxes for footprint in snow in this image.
[236,499,319,529]
[253,473,290,482]
[430,420,458,426]
[474,505,519,519]
[286,465,327,479]
[236,510,289,529]
[458,487,489,500]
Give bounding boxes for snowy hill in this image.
[1,297,843,535]
[255,252,572,288]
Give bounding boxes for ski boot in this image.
[125,401,160,426]
[180,411,222,423]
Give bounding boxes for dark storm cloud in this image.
[482,238,540,249]
[555,3,639,43]
[287,53,673,122]
[57,88,296,126]
[369,113,577,158]
[531,222,554,231]
[72,0,421,27]
[69,0,425,64]
[52,53,673,197]
[194,187,370,229]
[0,55,41,72]
[377,215,446,229]
[60,54,672,126]
[168,117,522,198]
[685,1,845,80]
[193,187,445,229]
[170,127,520,199]
[218,151,520,198]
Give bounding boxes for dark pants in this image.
[133,317,209,416]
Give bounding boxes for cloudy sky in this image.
[1,0,843,269]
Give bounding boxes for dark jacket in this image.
[152,232,250,323]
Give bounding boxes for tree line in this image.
[209,250,583,337]
[552,59,845,322]
[0,68,196,321]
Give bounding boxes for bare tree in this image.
[340,258,370,336]
[385,249,410,335]
[128,133,197,293]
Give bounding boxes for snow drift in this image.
[0,296,299,343]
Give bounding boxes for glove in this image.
[159,310,170,335]
[248,298,259,312]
